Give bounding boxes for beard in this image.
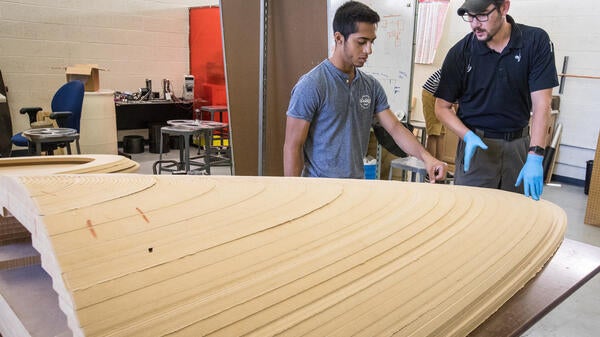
[474,27,497,43]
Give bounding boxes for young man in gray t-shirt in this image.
[284,1,446,180]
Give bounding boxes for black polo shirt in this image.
[435,15,558,132]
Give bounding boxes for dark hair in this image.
[333,1,380,40]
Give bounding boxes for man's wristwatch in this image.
[528,146,545,157]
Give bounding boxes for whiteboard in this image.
[327,0,416,120]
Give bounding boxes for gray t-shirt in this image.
[287,59,389,178]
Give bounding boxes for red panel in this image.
[189,7,226,111]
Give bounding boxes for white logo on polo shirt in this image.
[360,95,371,109]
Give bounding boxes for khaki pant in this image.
[454,134,529,194]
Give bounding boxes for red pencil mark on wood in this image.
[86,220,97,238]
[136,207,150,223]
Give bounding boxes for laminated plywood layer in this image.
[0,154,139,337]
[0,155,139,177]
[0,175,566,337]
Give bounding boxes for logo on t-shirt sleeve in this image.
[359,95,371,109]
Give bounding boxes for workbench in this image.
[115,100,193,130]
[469,238,600,336]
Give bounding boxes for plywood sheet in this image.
[584,132,600,225]
[0,175,566,337]
[0,155,139,176]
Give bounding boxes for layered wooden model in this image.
[0,174,566,336]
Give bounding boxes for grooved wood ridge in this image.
[0,175,566,337]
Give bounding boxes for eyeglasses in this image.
[461,6,497,22]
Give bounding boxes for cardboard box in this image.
[65,64,104,92]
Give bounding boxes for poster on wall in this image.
[415,0,450,64]
[327,0,416,121]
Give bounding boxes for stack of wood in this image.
[0,154,139,176]
[0,174,566,337]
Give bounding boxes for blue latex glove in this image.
[463,130,488,172]
[515,153,544,200]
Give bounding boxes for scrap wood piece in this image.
[585,132,600,226]
[0,175,566,337]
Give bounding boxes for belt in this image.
[471,126,529,141]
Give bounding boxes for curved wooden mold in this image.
[0,175,566,337]
[0,155,139,176]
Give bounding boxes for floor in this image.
[127,147,600,337]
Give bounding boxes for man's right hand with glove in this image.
[463,130,488,172]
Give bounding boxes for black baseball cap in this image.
[457,0,496,16]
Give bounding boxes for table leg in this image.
[184,134,190,173]
[178,135,185,171]
[158,132,164,174]
[204,131,211,175]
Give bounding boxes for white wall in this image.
[0,0,217,138]
[412,0,600,182]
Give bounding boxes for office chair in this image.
[10,80,85,155]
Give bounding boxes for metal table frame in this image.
[153,121,226,175]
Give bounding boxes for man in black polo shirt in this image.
[435,0,558,200]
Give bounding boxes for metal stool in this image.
[153,125,206,175]
[199,105,232,174]
[23,128,81,156]
[388,156,427,182]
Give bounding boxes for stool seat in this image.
[22,128,81,156]
[388,156,427,182]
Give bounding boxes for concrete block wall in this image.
[0,0,217,138]
[412,0,600,182]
